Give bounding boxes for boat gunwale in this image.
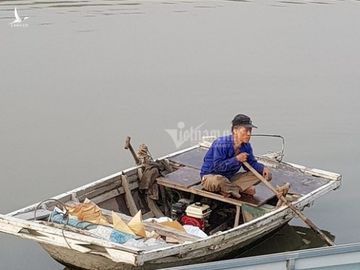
[0,213,143,255]
[6,143,341,217]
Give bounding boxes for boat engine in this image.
[180,202,211,231]
[171,198,192,221]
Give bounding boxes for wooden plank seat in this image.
[191,182,276,207]
[160,166,202,188]
[268,163,330,195]
[157,167,275,208]
[169,146,330,196]
[168,147,208,170]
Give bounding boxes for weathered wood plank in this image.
[121,175,139,216]
[234,205,241,227]
[13,209,51,221]
[142,211,154,220]
[77,175,122,198]
[159,186,170,216]
[99,195,131,216]
[268,163,330,195]
[146,197,164,218]
[90,182,138,205]
[168,147,208,170]
[157,177,243,207]
[126,173,140,184]
[124,168,140,178]
[161,167,201,188]
[78,180,122,202]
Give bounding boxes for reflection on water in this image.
[62,224,334,270]
[278,1,306,4]
[1,0,358,269]
[0,0,343,22]
[231,224,335,259]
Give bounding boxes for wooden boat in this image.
[0,138,341,270]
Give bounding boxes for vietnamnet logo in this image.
[10,7,29,28]
[165,121,230,149]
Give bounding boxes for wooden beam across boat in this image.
[100,209,200,242]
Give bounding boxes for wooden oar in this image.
[243,161,334,246]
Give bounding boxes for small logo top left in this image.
[10,7,29,27]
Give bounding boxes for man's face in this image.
[233,126,252,143]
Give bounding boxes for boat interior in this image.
[8,144,338,245]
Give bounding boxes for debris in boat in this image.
[160,220,185,232]
[144,216,173,223]
[88,225,134,244]
[50,207,135,244]
[112,211,136,236]
[50,207,96,230]
[66,198,109,225]
[145,230,161,239]
[183,225,208,238]
[51,202,180,246]
[144,216,185,232]
[55,198,176,242]
[137,143,154,164]
[137,143,172,200]
[139,163,160,200]
[165,236,181,244]
[127,210,146,238]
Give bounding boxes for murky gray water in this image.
[1,0,360,269]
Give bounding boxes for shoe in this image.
[242,186,256,196]
[220,192,231,198]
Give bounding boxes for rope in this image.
[34,199,73,249]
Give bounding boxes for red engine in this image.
[180,215,205,231]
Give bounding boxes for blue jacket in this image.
[200,135,264,179]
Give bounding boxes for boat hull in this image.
[42,217,290,270]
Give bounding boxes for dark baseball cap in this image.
[232,114,257,128]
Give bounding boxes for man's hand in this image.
[236,153,248,162]
[263,167,272,181]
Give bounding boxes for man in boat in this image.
[200,114,272,198]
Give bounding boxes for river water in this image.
[1,0,359,269]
